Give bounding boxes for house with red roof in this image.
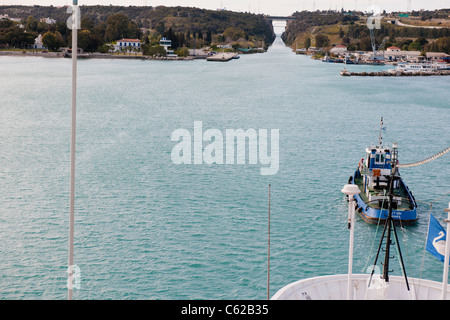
[386,46,401,52]
[113,38,141,52]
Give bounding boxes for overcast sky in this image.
[1,0,449,16]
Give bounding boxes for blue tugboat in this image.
[349,118,418,223]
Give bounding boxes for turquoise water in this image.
[0,35,449,300]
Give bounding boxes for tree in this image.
[315,34,330,48]
[408,41,421,51]
[155,21,165,36]
[358,36,372,51]
[24,15,38,32]
[4,27,36,48]
[142,44,166,56]
[205,30,212,44]
[104,13,141,42]
[416,37,429,47]
[427,37,450,54]
[81,18,95,31]
[163,27,182,49]
[42,31,65,51]
[77,29,101,52]
[175,47,189,57]
[304,36,311,49]
[223,27,245,41]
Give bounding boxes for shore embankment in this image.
[340,69,450,77]
[0,50,63,58]
[0,50,195,60]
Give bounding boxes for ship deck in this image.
[353,175,413,211]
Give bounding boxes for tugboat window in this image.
[375,154,385,164]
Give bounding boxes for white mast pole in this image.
[68,0,79,301]
[442,202,450,300]
[267,184,271,300]
[341,184,361,300]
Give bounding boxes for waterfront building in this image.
[384,50,421,62]
[308,47,324,54]
[353,49,448,63]
[110,39,142,53]
[426,52,449,62]
[159,37,177,57]
[330,44,347,55]
[386,46,401,52]
[34,34,45,49]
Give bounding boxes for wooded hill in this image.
[0,5,275,52]
[282,9,450,54]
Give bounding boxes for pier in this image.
[340,69,450,77]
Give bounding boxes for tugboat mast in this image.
[378,117,384,147]
[369,143,410,290]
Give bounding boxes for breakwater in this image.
[340,69,450,77]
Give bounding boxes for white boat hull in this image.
[271,274,450,300]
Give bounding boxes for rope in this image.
[398,146,450,168]
[396,214,417,297]
[362,189,386,273]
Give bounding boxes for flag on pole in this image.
[426,213,448,264]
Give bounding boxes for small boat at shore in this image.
[322,55,344,63]
[340,68,351,76]
[349,118,417,223]
[206,52,238,62]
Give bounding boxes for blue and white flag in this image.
[426,213,448,263]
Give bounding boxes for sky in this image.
[1,0,449,16]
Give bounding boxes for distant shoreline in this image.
[0,50,199,61]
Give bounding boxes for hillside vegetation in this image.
[282,9,450,54]
[0,5,275,52]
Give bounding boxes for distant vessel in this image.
[206,52,238,61]
[349,118,418,223]
[322,55,344,63]
[395,62,449,72]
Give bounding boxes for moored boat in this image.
[395,61,450,73]
[340,68,351,76]
[349,118,417,223]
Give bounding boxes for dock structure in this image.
[206,52,238,62]
[340,69,450,77]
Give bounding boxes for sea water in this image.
[0,35,449,299]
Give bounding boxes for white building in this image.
[40,17,56,24]
[384,50,421,62]
[34,34,45,49]
[159,37,177,57]
[386,46,401,52]
[0,14,22,22]
[113,38,141,52]
[330,44,347,55]
[426,52,449,62]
